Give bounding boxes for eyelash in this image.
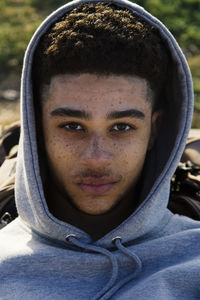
[110,123,135,132]
[59,122,136,133]
[59,122,83,131]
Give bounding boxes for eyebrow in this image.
[50,108,90,120]
[50,107,145,120]
[107,109,145,120]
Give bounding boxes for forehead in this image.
[42,73,152,114]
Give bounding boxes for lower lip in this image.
[78,183,115,195]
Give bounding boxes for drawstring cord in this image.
[100,237,142,300]
[66,234,119,300]
[65,234,142,300]
[114,237,142,277]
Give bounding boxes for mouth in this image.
[77,178,118,195]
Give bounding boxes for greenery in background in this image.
[0,0,199,126]
[135,0,200,127]
[0,0,65,73]
[136,0,200,56]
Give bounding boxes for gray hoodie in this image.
[1,0,200,299]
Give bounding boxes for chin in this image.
[75,200,118,216]
[81,209,110,216]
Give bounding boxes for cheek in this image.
[121,147,146,169]
[117,134,150,172]
[43,133,77,169]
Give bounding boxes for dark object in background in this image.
[0,121,20,228]
[0,121,20,166]
[169,138,200,220]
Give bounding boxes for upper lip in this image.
[76,177,118,186]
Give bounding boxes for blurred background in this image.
[0,0,200,131]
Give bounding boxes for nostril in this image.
[65,234,77,243]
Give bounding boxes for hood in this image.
[15,0,193,248]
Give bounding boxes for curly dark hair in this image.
[32,2,171,109]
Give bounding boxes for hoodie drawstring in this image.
[66,234,119,299]
[113,237,142,277]
[100,237,142,300]
[65,235,142,300]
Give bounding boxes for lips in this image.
[76,177,118,195]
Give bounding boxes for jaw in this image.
[45,172,140,240]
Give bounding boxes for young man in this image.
[1,0,200,299]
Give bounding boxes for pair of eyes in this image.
[60,122,135,132]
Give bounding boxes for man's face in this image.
[42,74,160,215]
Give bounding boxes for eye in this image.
[59,122,84,131]
[111,123,134,132]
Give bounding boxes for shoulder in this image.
[0,218,32,261]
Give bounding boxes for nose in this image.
[80,133,112,167]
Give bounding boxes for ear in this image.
[148,109,163,150]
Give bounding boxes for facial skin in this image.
[41,73,161,234]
